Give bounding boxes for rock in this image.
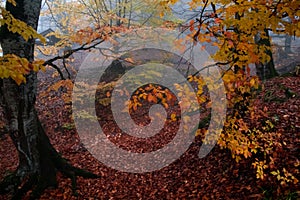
[100,59,126,82]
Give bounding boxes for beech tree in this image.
[157,0,299,184]
[160,0,300,80]
[43,0,178,33]
[0,1,97,199]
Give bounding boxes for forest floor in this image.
[0,66,299,199]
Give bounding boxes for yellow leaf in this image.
[170,113,177,121]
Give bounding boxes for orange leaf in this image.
[147,93,157,103]
[189,20,195,32]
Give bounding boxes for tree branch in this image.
[43,38,105,79]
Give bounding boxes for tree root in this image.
[0,117,99,200]
[0,157,99,200]
[0,172,21,195]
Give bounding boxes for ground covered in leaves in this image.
[0,69,299,199]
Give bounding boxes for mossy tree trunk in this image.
[0,1,97,199]
[255,29,278,80]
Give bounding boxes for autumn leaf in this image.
[147,93,158,103]
[189,19,195,31]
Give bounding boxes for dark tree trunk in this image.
[0,0,43,186]
[285,34,292,54]
[116,0,122,26]
[255,29,278,80]
[284,18,292,54]
[0,1,97,199]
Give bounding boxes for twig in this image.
[43,38,105,79]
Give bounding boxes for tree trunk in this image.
[284,17,292,54]
[0,1,97,199]
[1,0,43,180]
[285,34,292,54]
[116,0,122,26]
[254,29,278,80]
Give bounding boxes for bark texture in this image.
[255,29,278,80]
[1,0,42,179]
[0,1,97,199]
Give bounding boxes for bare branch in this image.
[46,62,65,80]
[43,38,105,79]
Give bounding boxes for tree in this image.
[0,1,97,199]
[254,29,278,80]
[159,0,300,80]
[158,0,299,184]
[43,0,179,33]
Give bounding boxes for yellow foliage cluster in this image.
[0,3,46,85]
[0,54,45,85]
[127,84,176,111]
[216,70,260,162]
[0,8,45,43]
[219,69,299,184]
[45,79,74,103]
[223,70,259,108]
[159,0,300,70]
[271,167,299,185]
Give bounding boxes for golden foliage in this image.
[0,4,46,84]
[0,8,45,43]
[0,54,45,85]
[158,0,300,184]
